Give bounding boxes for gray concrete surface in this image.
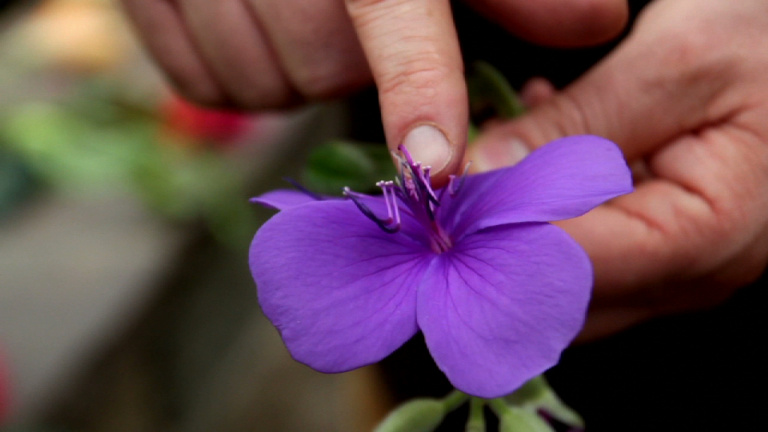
[0,105,375,431]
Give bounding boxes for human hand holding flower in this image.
[120,0,628,186]
[469,0,768,341]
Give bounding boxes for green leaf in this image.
[0,103,151,191]
[498,407,555,432]
[373,399,446,432]
[303,140,396,195]
[467,61,525,122]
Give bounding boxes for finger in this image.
[120,0,225,105]
[564,126,768,340]
[468,0,629,47]
[176,0,298,108]
[520,77,555,109]
[469,17,735,168]
[466,0,768,342]
[346,0,467,187]
[246,0,371,100]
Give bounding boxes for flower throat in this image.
[343,146,467,253]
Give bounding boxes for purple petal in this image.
[249,189,320,210]
[250,200,433,372]
[441,135,632,236]
[417,223,592,398]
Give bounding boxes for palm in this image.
[476,0,768,340]
[565,116,768,339]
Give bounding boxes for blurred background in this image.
[0,0,385,430]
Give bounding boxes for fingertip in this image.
[400,124,462,187]
[558,0,629,45]
[468,134,531,173]
[345,0,468,187]
[520,77,556,109]
[381,70,468,188]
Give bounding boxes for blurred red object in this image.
[161,94,253,147]
[0,347,10,424]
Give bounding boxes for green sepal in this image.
[498,406,555,432]
[505,375,584,428]
[302,140,396,195]
[373,399,446,432]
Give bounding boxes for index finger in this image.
[346,0,468,187]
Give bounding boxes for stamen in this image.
[399,158,421,201]
[394,145,442,221]
[410,164,439,220]
[376,181,402,228]
[284,177,325,201]
[348,144,457,241]
[397,145,415,166]
[447,162,472,196]
[419,166,440,205]
[343,187,399,233]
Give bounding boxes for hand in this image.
[120,0,627,186]
[470,0,768,341]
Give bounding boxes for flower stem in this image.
[441,389,470,412]
[465,398,486,432]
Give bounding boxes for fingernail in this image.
[505,138,531,165]
[472,138,530,172]
[401,124,453,172]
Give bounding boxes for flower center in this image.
[343,146,466,254]
[429,220,453,254]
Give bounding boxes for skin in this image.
[119,0,628,185]
[121,0,768,342]
[469,0,768,341]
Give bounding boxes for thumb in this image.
[468,24,720,171]
[346,0,467,187]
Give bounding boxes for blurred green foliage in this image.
[0,80,255,246]
[302,140,396,195]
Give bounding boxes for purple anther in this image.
[419,166,439,205]
[376,181,402,228]
[343,187,399,233]
[446,162,471,197]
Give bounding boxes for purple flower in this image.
[249,135,632,398]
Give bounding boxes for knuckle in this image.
[377,57,450,101]
[553,92,594,136]
[635,9,737,88]
[291,60,371,101]
[658,34,721,82]
[568,0,628,33]
[524,91,594,143]
[488,91,596,150]
[169,76,228,109]
[345,0,389,12]
[229,84,303,110]
[345,0,402,28]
